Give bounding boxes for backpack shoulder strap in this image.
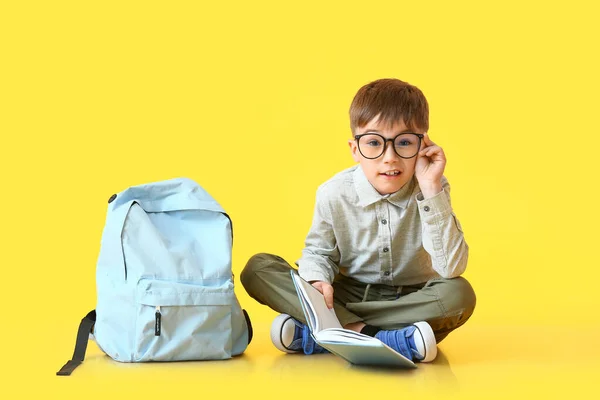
[56,310,96,376]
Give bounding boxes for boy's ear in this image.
[348,139,360,163]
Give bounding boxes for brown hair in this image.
[349,78,429,134]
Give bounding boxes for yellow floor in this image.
[25,320,600,399]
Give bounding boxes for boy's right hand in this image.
[311,281,334,309]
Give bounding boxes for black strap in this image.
[242,309,253,344]
[56,310,96,376]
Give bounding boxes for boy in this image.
[241,78,476,363]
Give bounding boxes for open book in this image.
[290,271,416,368]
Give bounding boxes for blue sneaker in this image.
[375,321,437,362]
[270,314,328,354]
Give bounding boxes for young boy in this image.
[241,78,476,363]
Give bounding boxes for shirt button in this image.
[384,271,391,276]
[382,219,387,225]
[383,247,389,253]
[423,206,430,212]
[108,194,117,203]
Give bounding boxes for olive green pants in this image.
[241,253,476,343]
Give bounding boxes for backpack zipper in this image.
[155,306,161,336]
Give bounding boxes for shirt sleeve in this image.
[416,178,469,278]
[296,187,340,283]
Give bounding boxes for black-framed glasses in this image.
[354,132,424,159]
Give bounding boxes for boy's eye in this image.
[395,134,418,147]
[360,134,384,147]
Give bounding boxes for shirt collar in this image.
[353,165,415,208]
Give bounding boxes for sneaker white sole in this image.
[413,321,437,362]
[270,314,300,354]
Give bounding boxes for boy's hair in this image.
[349,78,429,134]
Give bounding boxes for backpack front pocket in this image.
[134,278,234,362]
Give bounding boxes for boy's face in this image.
[348,117,425,195]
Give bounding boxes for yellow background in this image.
[1,0,599,398]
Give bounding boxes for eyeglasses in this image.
[354,132,424,159]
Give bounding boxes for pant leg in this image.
[240,253,363,326]
[344,277,476,343]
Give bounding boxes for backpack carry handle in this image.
[56,310,96,376]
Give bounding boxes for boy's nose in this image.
[382,141,400,162]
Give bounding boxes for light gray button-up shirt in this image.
[297,165,468,286]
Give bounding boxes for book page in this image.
[315,328,382,345]
[291,273,342,332]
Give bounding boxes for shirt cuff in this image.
[298,262,333,283]
[416,188,452,221]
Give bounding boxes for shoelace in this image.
[300,324,328,354]
[376,326,421,361]
[301,324,315,354]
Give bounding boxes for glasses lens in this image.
[394,134,420,158]
[358,134,385,158]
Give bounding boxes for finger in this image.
[311,282,324,294]
[425,146,441,157]
[420,145,444,158]
[322,284,335,309]
[428,147,446,160]
[423,133,436,147]
[418,145,435,156]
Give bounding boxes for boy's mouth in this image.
[380,170,401,178]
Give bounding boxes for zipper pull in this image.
[155,306,161,336]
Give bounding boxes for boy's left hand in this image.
[415,133,446,196]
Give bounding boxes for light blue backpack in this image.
[58,178,252,376]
